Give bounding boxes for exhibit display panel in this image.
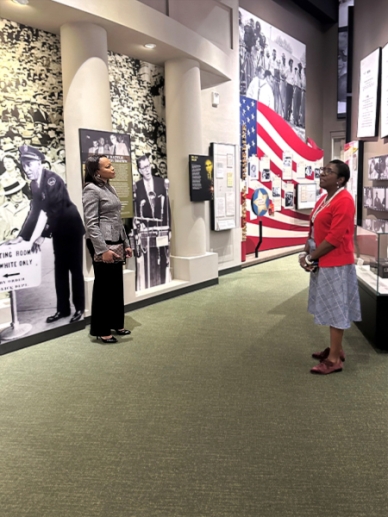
[239,7,324,256]
[189,155,213,202]
[240,98,323,254]
[79,128,133,218]
[380,43,388,138]
[210,143,237,231]
[357,48,380,138]
[355,225,388,350]
[355,226,388,294]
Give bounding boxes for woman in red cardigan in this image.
[299,160,361,375]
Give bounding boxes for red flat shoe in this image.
[311,359,343,375]
[312,347,345,362]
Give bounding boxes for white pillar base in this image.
[171,252,218,284]
[123,269,136,305]
[0,298,11,329]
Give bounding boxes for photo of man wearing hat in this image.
[9,145,85,324]
[1,176,30,240]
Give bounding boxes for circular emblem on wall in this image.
[251,188,270,217]
[47,177,56,187]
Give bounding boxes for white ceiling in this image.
[0,0,231,87]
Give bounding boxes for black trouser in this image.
[285,83,293,121]
[86,239,124,336]
[53,230,84,315]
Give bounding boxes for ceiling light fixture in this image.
[13,0,29,5]
[144,43,156,49]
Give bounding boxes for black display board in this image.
[189,155,213,202]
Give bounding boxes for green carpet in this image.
[0,255,387,517]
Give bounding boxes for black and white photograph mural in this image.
[0,19,83,344]
[108,52,167,181]
[108,52,171,291]
[337,0,354,117]
[239,8,306,139]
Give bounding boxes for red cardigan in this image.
[310,189,355,267]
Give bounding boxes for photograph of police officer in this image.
[8,145,85,324]
[132,154,170,290]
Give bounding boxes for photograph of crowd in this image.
[0,19,65,245]
[239,7,306,140]
[108,52,167,181]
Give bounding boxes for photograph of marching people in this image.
[239,7,306,139]
[132,153,171,291]
[0,19,85,344]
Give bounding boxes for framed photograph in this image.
[372,187,385,211]
[296,183,316,210]
[368,157,379,180]
[381,43,388,137]
[357,48,381,138]
[363,187,372,208]
[337,28,348,118]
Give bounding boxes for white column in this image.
[165,58,218,283]
[60,22,112,211]
[60,22,135,312]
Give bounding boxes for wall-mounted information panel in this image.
[210,143,237,231]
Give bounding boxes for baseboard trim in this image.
[241,249,300,268]
[219,265,242,276]
[2,279,219,354]
[0,319,85,356]
[123,277,219,312]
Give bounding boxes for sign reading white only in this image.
[0,243,41,292]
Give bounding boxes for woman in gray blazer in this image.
[83,155,132,343]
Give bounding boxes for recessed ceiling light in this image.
[13,0,29,5]
[144,43,156,49]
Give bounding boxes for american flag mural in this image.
[240,95,324,254]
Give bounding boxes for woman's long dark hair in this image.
[84,155,106,187]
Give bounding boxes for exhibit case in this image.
[355,226,388,350]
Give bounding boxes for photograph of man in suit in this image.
[109,134,130,156]
[133,154,170,290]
[8,145,85,324]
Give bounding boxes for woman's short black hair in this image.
[84,155,106,186]
[330,159,350,185]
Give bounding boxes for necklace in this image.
[311,187,344,224]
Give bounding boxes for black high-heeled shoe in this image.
[113,329,131,335]
[97,335,118,343]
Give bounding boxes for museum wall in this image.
[200,0,240,268]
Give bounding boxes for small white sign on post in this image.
[0,243,41,293]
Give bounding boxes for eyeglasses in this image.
[319,167,337,176]
[139,164,151,172]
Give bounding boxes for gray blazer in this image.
[83,182,129,255]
